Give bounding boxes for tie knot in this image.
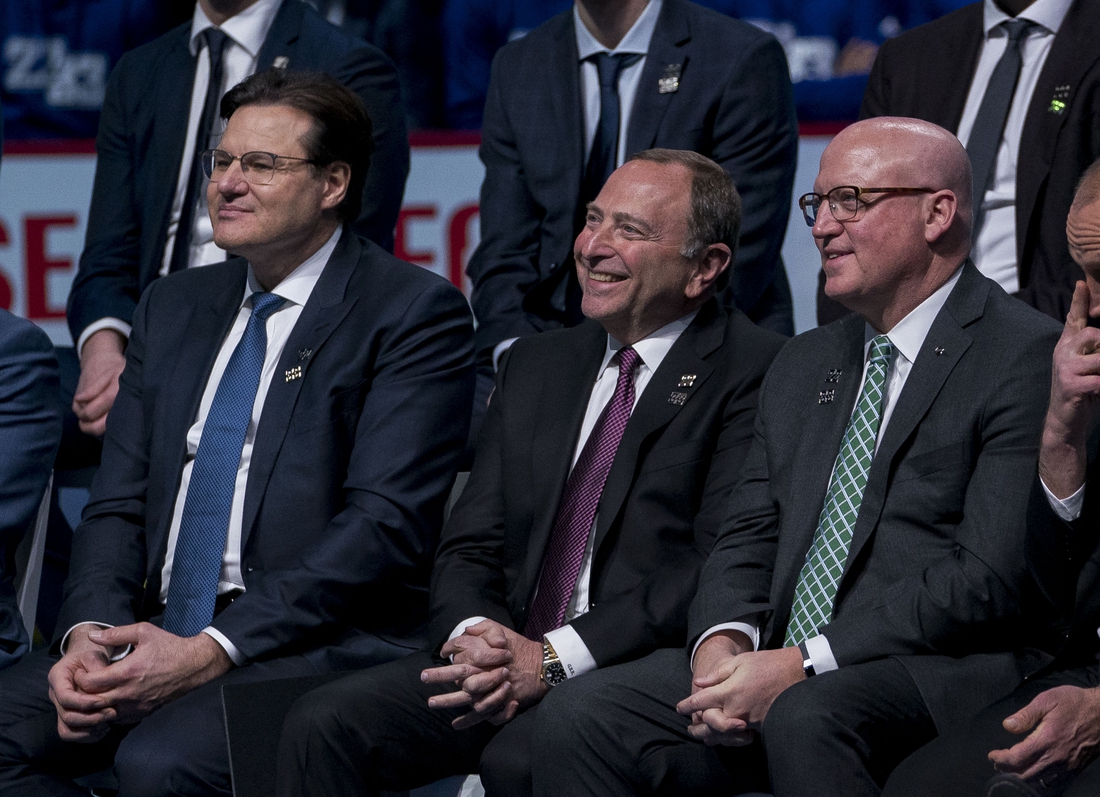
[868,335,894,365]
[202,27,230,62]
[1001,18,1035,44]
[591,52,642,88]
[250,292,286,323]
[616,346,641,378]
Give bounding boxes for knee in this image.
[537,672,614,751]
[765,678,838,750]
[480,735,531,797]
[115,728,191,797]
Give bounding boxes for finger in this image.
[86,624,141,649]
[487,700,520,726]
[699,707,748,735]
[693,659,739,689]
[451,647,512,669]
[427,689,474,710]
[1003,697,1048,735]
[452,682,514,730]
[77,416,108,438]
[465,622,509,648]
[421,663,479,685]
[52,681,112,713]
[989,736,1045,773]
[57,717,111,744]
[1066,281,1090,334]
[440,634,483,659]
[458,666,510,698]
[677,685,726,716]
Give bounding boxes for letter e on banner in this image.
[395,206,437,266]
[24,215,76,320]
[0,220,12,310]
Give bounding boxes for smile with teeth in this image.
[588,272,627,283]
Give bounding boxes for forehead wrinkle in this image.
[610,210,656,233]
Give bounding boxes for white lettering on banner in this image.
[4,36,108,109]
[0,135,830,344]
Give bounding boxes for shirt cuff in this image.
[202,627,245,666]
[1041,477,1085,522]
[60,622,131,661]
[76,318,132,359]
[690,620,760,668]
[803,633,838,674]
[544,624,597,679]
[447,616,490,662]
[492,338,518,371]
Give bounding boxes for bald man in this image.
[881,161,1100,797]
[530,118,1064,797]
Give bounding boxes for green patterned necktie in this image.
[785,335,895,646]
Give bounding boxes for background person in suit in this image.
[467,0,797,398]
[0,310,62,670]
[880,161,1100,797]
[532,118,1064,797]
[0,69,473,797]
[268,150,785,797]
[67,0,410,440]
[819,0,1100,325]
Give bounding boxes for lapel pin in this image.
[1049,84,1071,114]
[658,63,681,94]
[934,347,945,355]
[678,373,697,387]
[298,348,312,361]
[273,56,289,70]
[826,369,842,383]
[285,365,302,382]
[819,389,835,404]
[668,391,688,406]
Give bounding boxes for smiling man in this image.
[532,118,1065,797]
[257,149,784,797]
[0,69,473,797]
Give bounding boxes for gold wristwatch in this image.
[541,639,567,687]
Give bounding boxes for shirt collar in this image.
[243,226,341,307]
[865,266,963,365]
[574,0,663,60]
[982,0,1072,37]
[190,0,283,58]
[601,308,698,375]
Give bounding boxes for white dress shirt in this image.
[77,0,282,356]
[63,228,341,664]
[489,0,663,370]
[694,268,964,673]
[955,0,1072,294]
[451,310,697,680]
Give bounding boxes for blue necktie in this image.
[162,292,286,636]
[580,52,643,206]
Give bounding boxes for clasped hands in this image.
[674,631,805,747]
[47,622,232,743]
[421,619,547,729]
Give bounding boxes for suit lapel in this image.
[1016,0,1100,270]
[625,0,690,155]
[770,316,866,635]
[839,265,985,585]
[553,17,586,197]
[592,303,720,558]
[254,0,302,70]
[939,6,984,132]
[522,323,607,596]
[240,231,360,548]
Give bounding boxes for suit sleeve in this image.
[335,44,410,253]
[707,35,797,319]
[821,329,1062,665]
[465,50,551,357]
[67,53,145,342]
[210,281,475,660]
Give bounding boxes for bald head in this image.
[1068,161,1100,310]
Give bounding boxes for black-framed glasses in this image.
[798,186,937,226]
[200,149,322,185]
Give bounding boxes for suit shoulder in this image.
[295,3,394,67]
[110,21,191,77]
[675,0,781,49]
[877,3,982,58]
[352,239,470,307]
[974,284,1063,346]
[492,10,573,69]
[0,310,53,358]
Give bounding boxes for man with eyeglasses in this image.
[530,117,1064,797]
[0,69,473,797]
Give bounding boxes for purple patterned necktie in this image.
[524,346,642,640]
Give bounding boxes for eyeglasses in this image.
[798,186,937,226]
[200,149,322,185]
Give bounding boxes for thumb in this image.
[87,625,136,648]
[1003,700,1043,735]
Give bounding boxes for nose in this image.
[811,199,842,240]
[216,158,249,198]
[575,218,612,263]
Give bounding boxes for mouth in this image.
[586,271,627,283]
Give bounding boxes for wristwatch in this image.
[541,639,568,687]
[797,641,816,678]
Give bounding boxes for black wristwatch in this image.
[797,641,816,678]
[541,639,567,687]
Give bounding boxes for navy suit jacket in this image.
[430,301,784,665]
[859,0,1100,322]
[56,232,475,662]
[690,265,1065,731]
[466,0,798,359]
[0,311,61,668]
[67,0,410,344]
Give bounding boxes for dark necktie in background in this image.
[579,52,643,208]
[965,18,1036,236]
[162,292,285,637]
[524,346,642,641]
[169,27,231,274]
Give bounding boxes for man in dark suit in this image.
[533,118,1064,797]
[468,0,797,389]
[0,310,62,670]
[265,149,784,797]
[67,0,409,440]
[0,70,472,797]
[817,0,1100,325]
[880,161,1100,797]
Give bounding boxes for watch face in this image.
[544,661,568,686]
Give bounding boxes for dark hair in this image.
[220,68,372,222]
[628,149,741,291]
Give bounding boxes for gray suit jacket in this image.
[689,263,1063,730]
